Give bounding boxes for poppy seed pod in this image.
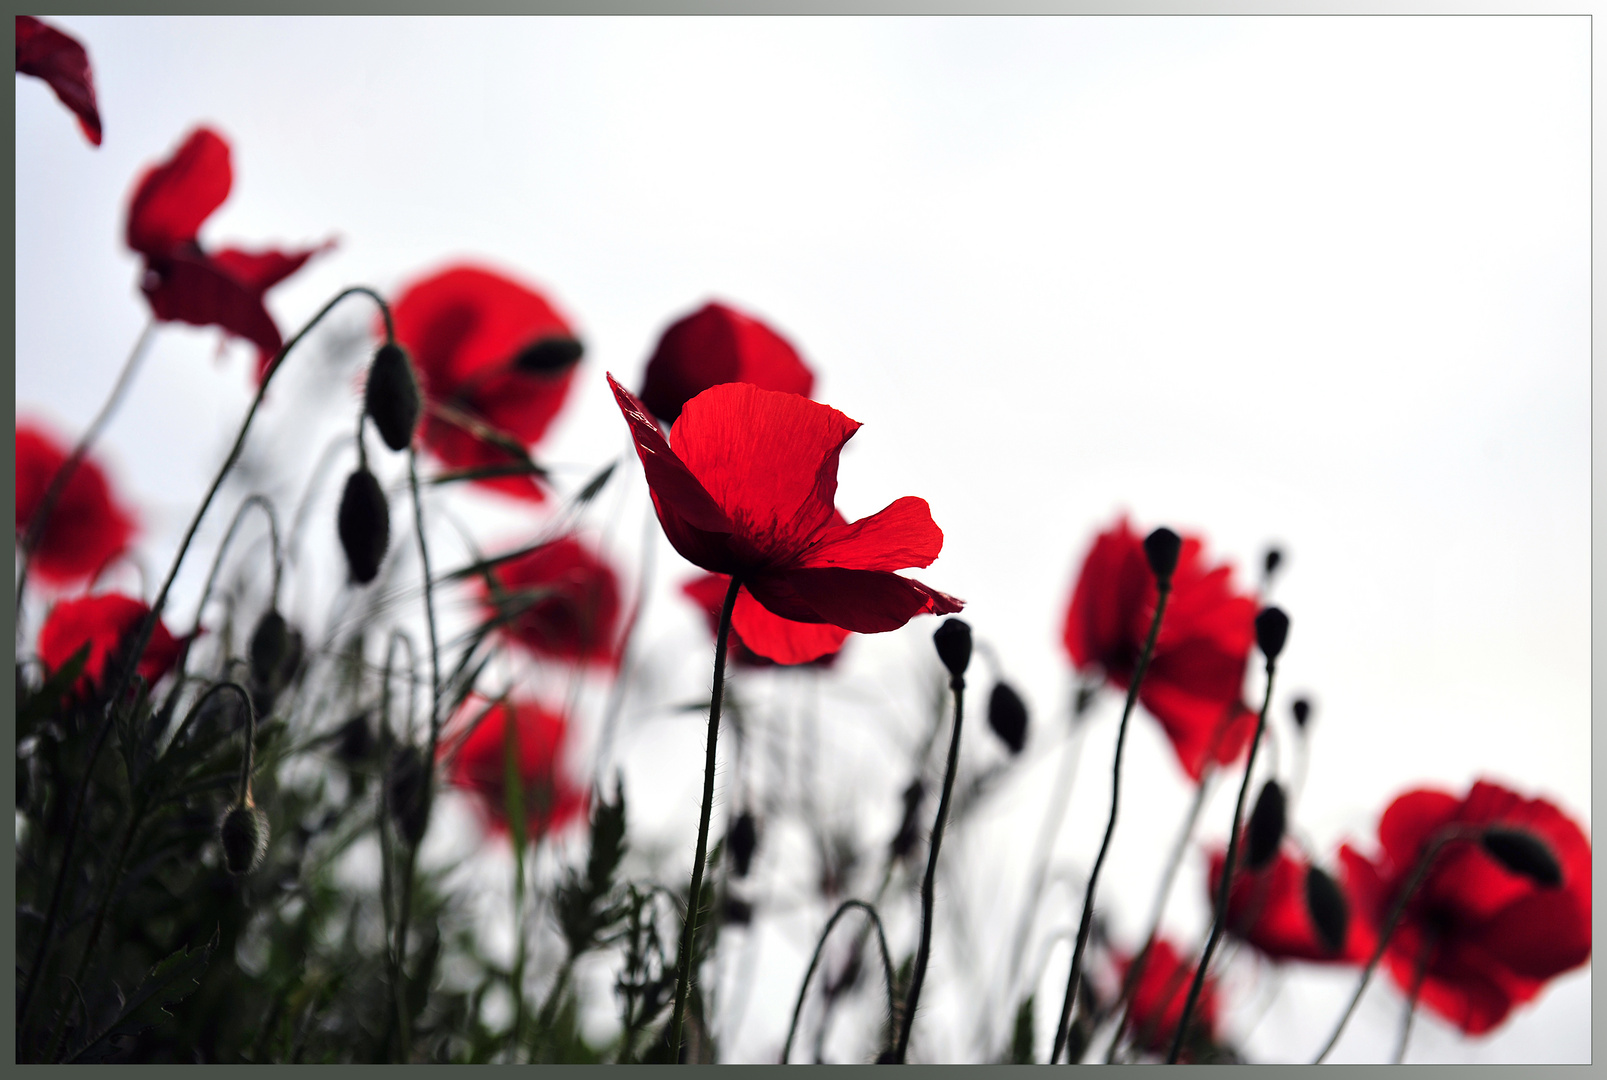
[337,468,390,585]
[364,342,421,452]
[1480,827,1563,888]
[248,608,291,690]
[1142,526,1182,582]
[386,744,432,848]
[987,681,1029,755]
[932,618,972,679]
[1291,697,1312,730]
[513,335,585,374]
[729,811,758,878]
[219,803,270,876]
[1304,864,1350,954]
[1246,780,1286,870]
[1254,606,1290,661]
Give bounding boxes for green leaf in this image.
[572,460,617,506]
[1009,995,1035,1064]
[18,643,90,729]
[66,927,218,1062]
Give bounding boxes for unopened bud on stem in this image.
[932,618,972,680]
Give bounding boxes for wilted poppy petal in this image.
[638,301,814,424]
[731,587,849,665]
[211,244,330,294]
[126,127,232,255]
[750,566,962,634]
[16,422,136,588]
[16,16,101,146]
[142,250,283,359]
[800,496,944,572]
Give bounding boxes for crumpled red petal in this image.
[730,586,850,665]
[15,16,102,146]
[38,593,182,693]
[799,496,944,572]
[16,421,137,588]
[126,127,232,255]
[141,250,284,360]
[747,566,963,634]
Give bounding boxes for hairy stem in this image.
[781,899,896,1064]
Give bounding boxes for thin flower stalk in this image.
[781,899,896,1064]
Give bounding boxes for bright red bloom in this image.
[38,593,183,694]
[1207,847,1373,965]
[480,536,622,667]
[609,376,962,635]
[638,301,815,424]
[390,264,582,502]
[440,697,588,841]
[16,16,101,146]
[682,572,849,667]
[1062,516,1257,781]
[1116,938,1221,1060]
[125,127,331,378]
[1339,780,1591,1035]
[16,421,137,588]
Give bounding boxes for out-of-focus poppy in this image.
[16,421,137,588]
[481,536,621,667]
[390,264,583,502]
[1062,516,1258,781]
[1116,938,1222,1061]
[682,571,848,667]
[16,16,101,146]
[1207,847,1373,965]
[440,697,588,841]
[609,376,962,635]
[638,301,815,424]
[125,127,331,378]
[1339,779,1591,1035]
[38,592,183,694]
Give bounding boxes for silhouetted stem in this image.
[893,670,967,1063]
[1049,579,1173,1063]
[668,574,742,1062]
[1393,932,1434,1064]
[781,898,896,1064]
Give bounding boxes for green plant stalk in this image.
[781,899,897,1063]
[1049,579,1173,1064]
[1393,931,1435,1064]
[668,574,742,1061]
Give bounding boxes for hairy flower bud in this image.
[364,342,421,452]
[338,468,390,585]
[1246,780,1286,870]
[513,335,585,374]
[1255,606,1290,661]
[386,744,431,848]
[729,810,758,878]
[1143,526,1182,582]
[987,681,1029,755]
[1481,827,1563,888]
[1304,863,1349,954]
[219,803,270,876]
[932,618,972,680]
[249,608,291,688]
[335,711,373,766]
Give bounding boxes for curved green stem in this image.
[781,899,896,1064]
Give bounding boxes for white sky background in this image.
[14,15,1589,1064]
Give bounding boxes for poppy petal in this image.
[607,374,734,537]
[211,243,332,294]
[126,127,231,255]
[16,421,136,587]
[731,587,850,665]
[15,16,101,146]
[748,566,963,634]
[799,496,944,572]
[141,250,283,359]
[638,301,814,424]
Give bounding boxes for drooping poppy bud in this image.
[1262,546,1283,580]
[364,342,421,452]
[338,468,389,585]
[387,744,431,848]
[723,896,754,926]
[513,335,584,374]
[1254,606,1289,661]
[1291,697,1312,730]
[248,608,291,689]
[219,803,270,875]
[1304,864,1350,954]
[1245,779,1286,870]
[336,711,373,767]
[729,810,758,878]
[891,778,926,859]
[932,618,972,680]
[987,681,1028,755]
[1143,526,1182,582]
[1480,827,1563,888]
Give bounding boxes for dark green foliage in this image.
[556,779,629,957]
[1008,996,1034,1064]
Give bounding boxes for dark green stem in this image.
[781,899,896,1064]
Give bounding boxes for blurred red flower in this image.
[1062,516,1257,781]
[682,572,849,667]
[638,301,815,424]
[1116,938,1221,1061]
[390,264,583,502]
[481,536,621,667]
[609,376,962,635]
[441,697,588,841]
[38,593,183,694]
[1339,779,1591,1035]
[125,126,332,379]
[16,16,101,146]
[1207,847,1373,965]
[16,421,137,588]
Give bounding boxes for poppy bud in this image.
[1245,780,1286,869]
[932,618,972,679]
[1073,683,1098,720]
[723,896,754,926]
[987,682,1028,755]
[364,342,421,452]
[1254,606,1290,661]
[1263,546,1283,579]
[1143,526,1182,582]
[513,335,584,374]
[1291,697,1312,730]
[248,608,291,689]
[386,744,432,848]
[219,803,270,876]
[891,778,925,859]
[338,468,390,585]
[729,810,758,878]
[1304,864,1350,954]
[1480,827,1563,888]
[335,711,373,766]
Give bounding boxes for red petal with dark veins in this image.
[607,374,734,539]
[799,496,944,572]
[126,127,232,255]
[638,301,814,424]
[748,566,963,634]
[16,16,102,146]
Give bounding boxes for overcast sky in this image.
[15,16,1589,1063]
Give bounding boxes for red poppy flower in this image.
[1338,779,1591,1035]
[1116,938,1222,1060]
[125,127,331,379]
[38,593,183,694]
[440,697,588,841]
[1062,516,1258,781]
[16,420,137,588]
[480,536,622,667]
[16,16,101,146]
[390,264,583,502]
[682,572,849,667]
[638,301,815,424]
[609,376,962,635]
[1207,847,1373,965]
